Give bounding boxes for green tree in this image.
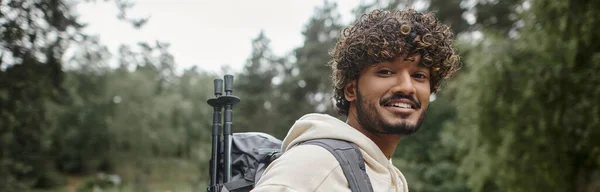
[100,42,216,190]
[47,35,115,175]
[234,31,281,135]
[0,0,149,190]
[273,0,344,131]
[293,0,343,115]
[234,1,344,139]
[444,0,600,191]
[0,0,83,190]
[354,0,523,35]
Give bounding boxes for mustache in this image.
[379,94,422,109]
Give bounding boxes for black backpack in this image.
[207,75,373,192]
[214,132,374,192]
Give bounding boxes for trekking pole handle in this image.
[224,75,233,95]
[214,79,223,97]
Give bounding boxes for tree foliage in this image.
[233,1,344,139]
[0,0,83,189]
[444,0,600,191]
[1,1,213,190]
[234,31,282,135]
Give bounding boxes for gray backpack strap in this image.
[301,139,374,192]
[222,179,253,192]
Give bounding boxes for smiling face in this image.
[345,55,431,135]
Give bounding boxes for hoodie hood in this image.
[281,113,391,167]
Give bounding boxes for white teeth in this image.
[391,103,412,109]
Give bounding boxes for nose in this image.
[390,71,416,96]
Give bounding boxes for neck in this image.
[346,110,401,159]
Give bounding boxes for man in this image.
[253,8,460,192]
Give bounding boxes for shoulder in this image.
[253,144,346,191]
[275,144,338,166]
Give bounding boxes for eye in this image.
[412,73,428,79]
[377,69,394,76]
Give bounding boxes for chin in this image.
[382,114,423,135]
[384,113,420,125]
[388,120,417,128]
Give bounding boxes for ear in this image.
[344,80,357,102]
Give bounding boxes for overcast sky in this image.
[75,0,374,74]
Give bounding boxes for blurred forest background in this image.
[1,0,599,191]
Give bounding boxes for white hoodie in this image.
[253,113,409,192]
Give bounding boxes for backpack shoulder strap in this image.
[300,139,374,192]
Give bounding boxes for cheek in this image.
[359,79,387,99]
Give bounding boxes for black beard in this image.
[355,86,427,135]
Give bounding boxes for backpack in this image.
[213,132,374,192]
[207,75,373,192]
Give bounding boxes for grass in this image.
[32,156,209,192]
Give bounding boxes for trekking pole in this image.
[218,74,240,182]
[207,79,223,192]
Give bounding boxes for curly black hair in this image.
[329,8,461,116]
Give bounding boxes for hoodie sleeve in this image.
[252,144,351,192]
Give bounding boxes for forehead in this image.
[368,54,426,69]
